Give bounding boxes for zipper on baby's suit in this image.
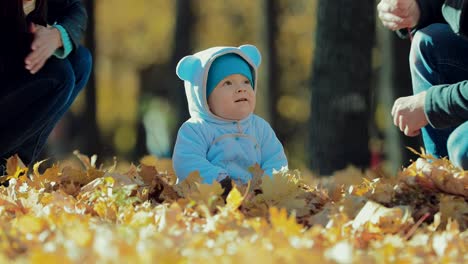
[235,121,243,134]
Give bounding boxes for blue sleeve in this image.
[172,122,229,184]
[52,24,73,59]
[47,0,87,49]
[258,118,288,176]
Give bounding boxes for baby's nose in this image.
[236,86,247,93]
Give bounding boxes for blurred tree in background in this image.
[46,0,418,176]
[309,0,374,175]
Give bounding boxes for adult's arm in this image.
[47,0,87,49]
[425,81,468,128]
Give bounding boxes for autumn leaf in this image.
[39,164,61,184]
[438,194,468,230]
[73,150,98,169]
[248,163,264,191]
[0,155,28,183]
[6,154,27,175]
[269,207,303,236]
[140,155,176,183]
[139,163,159,186]
[256,171,307,216]
[352,201,412,234]
[192,181,224,206]
[226,186,243,211]
[408,158,468,197]
[0,150,466,263]
[173,171,202,197]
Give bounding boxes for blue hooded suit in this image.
[173,44,288,183]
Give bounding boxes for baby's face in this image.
[208,74,255,120]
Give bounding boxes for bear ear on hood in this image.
[239,44,261,68]
[176,55,202,81]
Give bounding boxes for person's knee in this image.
[447,122,468,169]
[70,46,92,89]
[42,58,76,89]
[410,24,451,66]
[75,46,92,70]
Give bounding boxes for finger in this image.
[407,129,420,137]
[382,21,399,31]
[393,108,399,126]
[380,14,413,30]
[25,46,47,67]
[398,115,405,132]
[30,59,46,74]
[378,2,407,15]
[25,47,42,64]
[377,1,393,13]
[393,112,398,127]
[382,20,411,31]
[379,12,404,24]
[26,48,49,71]
[30,50,50,69]
[404,125,411,136]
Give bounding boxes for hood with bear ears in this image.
[176,44,261,124]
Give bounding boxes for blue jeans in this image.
[0,46,92,166]
[410,23,468,168]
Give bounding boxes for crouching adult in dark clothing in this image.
[0,0,91,172]
[378,0,468,169]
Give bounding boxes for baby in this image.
[173,44,288,184]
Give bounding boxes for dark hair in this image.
[0,0,47,77]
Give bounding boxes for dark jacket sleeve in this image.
[47,0,88,49]
[415,0,446,29]
[425,82,468,128]
[400,0,468,38]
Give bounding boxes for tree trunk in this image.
[137,0,194,158]
[169,0,193,127]
[82,0,101,156]
[264,0,280,130]
[309,0,374,175]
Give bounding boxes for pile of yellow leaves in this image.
[0,151,466,263]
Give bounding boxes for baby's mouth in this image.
[235,98,248,103]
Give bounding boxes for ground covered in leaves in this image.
[0,151,467,263]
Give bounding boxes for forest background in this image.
[45,0,423,176]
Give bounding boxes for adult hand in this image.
[377,0,421,30]
[391,91,428,137]
[25,23,63,74]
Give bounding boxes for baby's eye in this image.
[244,79,251,84]
[223,80,232,86]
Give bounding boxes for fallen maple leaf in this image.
[269,207,303,236]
